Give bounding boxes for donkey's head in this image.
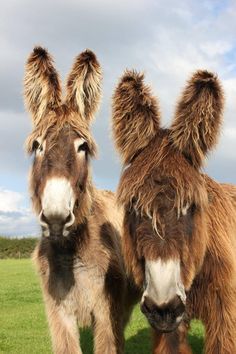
[112,70,224,332]
[24,47,101,238]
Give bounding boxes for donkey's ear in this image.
[170,70,224,169]
[65,50,102,123]
[112,70,161,164]
[24,47,62,126]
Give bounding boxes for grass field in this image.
[0,259,204,353]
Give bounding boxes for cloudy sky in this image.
[0,0,236,236]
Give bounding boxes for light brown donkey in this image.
[24,47,140,354]
[112,69,236,353]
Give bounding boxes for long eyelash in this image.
[32,140,40,150]
[32,140,43,152]
[77,142,88,152]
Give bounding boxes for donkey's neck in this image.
[39,221,89,302]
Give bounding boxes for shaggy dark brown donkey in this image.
[24,47,140,354]
[112,69,236,353]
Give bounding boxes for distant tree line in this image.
[0,237,38,258]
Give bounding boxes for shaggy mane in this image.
[25,105,97,156]
[117,130,208,233]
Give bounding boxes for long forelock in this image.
[117,131,209,234]
[25,106,97,156]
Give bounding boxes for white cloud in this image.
[200,41,233,57]
[0,0,236,235]
[224,127,236,139]
[0,187,38,236]
[0,188,24,212]
[216,127,236,161]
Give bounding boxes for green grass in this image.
[0,259,204,353]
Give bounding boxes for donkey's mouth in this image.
[39,211,75,238]
[149,319,181,333]
[143,310,182,333]
[141,298,184,333]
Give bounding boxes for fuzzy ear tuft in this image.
[24,46,62,126]
[32,46,49,58]
[66,49,102,123]
[112,70,161,164]
[170,70,224,169]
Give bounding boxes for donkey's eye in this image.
[32,140,40,150]
[77,142,88,153]
[32,139,44,154]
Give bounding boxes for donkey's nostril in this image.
[40,212,49,224]
[39,211,49,226]
[63,211,75,237]
[39,209,75,237]
[40,209,71,224]
[141,295,185,333]
[142,296,155,312]
[39,211,50,237]
[64,211,75,228]
[65,214,71,223]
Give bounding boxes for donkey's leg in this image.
[153,321,192,354]
[92,303,124,354]
[46,301,82,354]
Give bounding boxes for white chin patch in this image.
[41,177,75,220]
[142,259,186,306]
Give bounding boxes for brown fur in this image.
[24,47,62,126]
[112,70,161,164]
[112,69,236,353]
[171,70,224,169]
[26,116,97,223]
[153,321,192,354]
[33,191,139,354]
[66,50,102,122]
[24,47,139,354]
